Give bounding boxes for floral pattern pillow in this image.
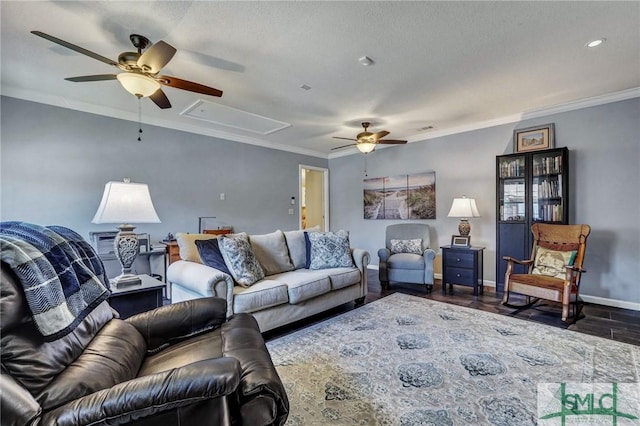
[218,234,265,287]
[390,239,423,255]
[307,230,354,270]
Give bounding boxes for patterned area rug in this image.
[267,293,639,425]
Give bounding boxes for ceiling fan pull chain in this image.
[137,96,143,142]
[364,152,368,177]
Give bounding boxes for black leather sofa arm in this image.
[39,357,241,426]
[1,371,42,426]
[222,314,290,426]
[126,297,227,352]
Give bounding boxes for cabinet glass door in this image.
[498,155,526,222]
[531,151,565,222]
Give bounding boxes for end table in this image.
[441,245,485,296]
[108,274,165,319]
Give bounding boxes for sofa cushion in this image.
[327,267,362,290]
[388,253,425,270]
[305,230,354,270]
[218,234,265,287]
[390,238,423,254]
[284,226,320,269]
[176,233,219,263]
[269,270,332,304]
[249,230,294,276]
[232,280,289,314]
[195,239,232,276]
[138,328,224,377]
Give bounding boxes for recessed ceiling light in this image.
[586,38,606,48]
[358,56,374,66]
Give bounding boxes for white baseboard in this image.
[365,265,639,311]
[579,295,640,311]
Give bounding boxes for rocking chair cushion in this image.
[531,246,577,279]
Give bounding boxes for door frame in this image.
[299,165,329,231]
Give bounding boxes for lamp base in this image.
[113,224,141,289]
[458,219,471,236]
[110,273,142,289]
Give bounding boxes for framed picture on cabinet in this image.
[514,123,555,153]
[451,235,471,247]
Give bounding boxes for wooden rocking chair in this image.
[502,223,591,322]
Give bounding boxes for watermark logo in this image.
[538,383,640,425]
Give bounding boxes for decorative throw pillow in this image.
[218,234,265,287]
[305,230,354,270]
[284,225,321,269]
[390,238,423,255]
[531,246,577,279]
[249,230,294,276]
[175,233,218,263]
[195,239,232,276]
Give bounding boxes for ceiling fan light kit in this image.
[332,121,407,153]
[117,73,160,98]
[357,142,376,153]
[31,30,223,109]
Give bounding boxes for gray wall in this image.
[329,97,640,305]
[0,96,327,244]
[2,96,638,306]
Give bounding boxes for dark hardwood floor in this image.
[264,269,640,346]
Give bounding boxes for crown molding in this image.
[404,87,640,144]
[3,85,638,161]
[0,87,328,159]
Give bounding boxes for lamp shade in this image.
[357,142,376,153]
[92,181,161,224]
[116,73,161,98]
[447,197,480,219]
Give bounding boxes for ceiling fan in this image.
[31,31,223,109]
[332,122,407,153]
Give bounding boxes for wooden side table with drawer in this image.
[441,245,485,296]
[165,241,181,265]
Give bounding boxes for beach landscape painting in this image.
[363,171,436,220]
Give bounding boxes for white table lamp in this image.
[447,196,480,237]
[92,179,160,288]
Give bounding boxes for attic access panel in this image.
[181,100,290,135]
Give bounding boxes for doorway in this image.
[299,165,329,231]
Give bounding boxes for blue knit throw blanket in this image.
[0,222,110,341]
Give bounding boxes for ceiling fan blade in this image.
[138,41,177,74]
[157,75,223,97]
[31,31,118,66]
[378,139,407,145]
[65,74,118,82]
[149,88,172,109]
[332,137,357,141]
[374,130,390,139]
[331,143,357,150]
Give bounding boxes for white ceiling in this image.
[1,1,639,158]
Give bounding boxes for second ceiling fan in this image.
[332,122,407,153]
[32,30,223,109]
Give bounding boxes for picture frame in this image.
[137,233,150,253]
[451,235,471,247]
[514,123,555,153]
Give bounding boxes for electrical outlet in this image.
[288,208,294,215]
[220,193,225,200]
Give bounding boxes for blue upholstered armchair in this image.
[378,223,436,292]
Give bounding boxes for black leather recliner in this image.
[1,263,289,426]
